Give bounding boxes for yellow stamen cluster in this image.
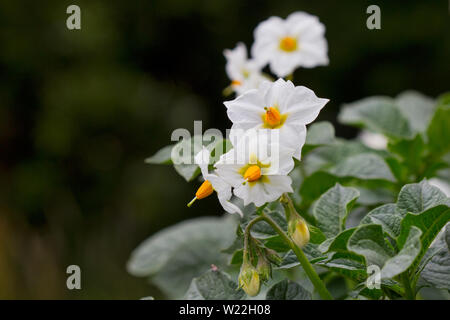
[243,165,261,182]
[279,36,297,52]
[231,80,242,86]
[187,180,213,207]
[264,107,281,127]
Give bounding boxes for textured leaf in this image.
[360,204,404,238]
[185,270,245,300]
[319,228,356,253]
[313,184,359,238]
[127,216,237,298]
[278,244,325,269]
[145,144,174,164]
[266,280,311,300]
[330,153,396,182]
[381,226,422,279]
[395,180,450,275]
[397,180,447,214]
[397,204,450,275]
[315,252,367,282]
[347,224,395,268]
[338,96,412,139]
[420,226,450,290]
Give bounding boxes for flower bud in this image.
[288,216,310,248]
[264,248,283,266]
[256,257,271,282]
[238,263,260,297]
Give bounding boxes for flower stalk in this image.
[244,200,333,300]
[259,211,333,300]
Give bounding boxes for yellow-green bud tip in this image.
[288,218,310,249]
[238,264,261,297]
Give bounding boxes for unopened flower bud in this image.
[238,263,260,297]
[288,216,310,248]
[256,257,271,282]
[264,248,283,266]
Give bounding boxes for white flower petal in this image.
[284,86,329,124]
[269,52,303,77]
[218,196,244,217]
[194,147,211,178]
[225,90,265,124]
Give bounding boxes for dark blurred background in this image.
[0,0,448,299]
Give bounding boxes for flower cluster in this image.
[224,11,328,94]
[188,12,329,215]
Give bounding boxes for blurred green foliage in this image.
[0,0,448,299]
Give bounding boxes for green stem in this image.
[280,193,315,225]
[243,216,264,264]
[401,273,415,300]
[260,212,333,300]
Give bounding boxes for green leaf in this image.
[395,91,435,133]
[127,216,237,298]
[184,269,245,300]
[329,153,396,182]
[397,204,450,275]
[356,187,395,206]
[313,183,359,238]
[145,144,174,164]
[304,140,376,175]
[278,244,325,269]
[299,171,338,204]
[360,204,404,238]
[419,226,450,290]
[338,96,412,139]
[173,164,200,182]
[318,228,356,253]
[266,280,311,300]
[305,121,335,146]
[315,252,367,282]
[380,226,422,279]
[263,235,290,252]
[229,249,243,265]
[387,134,425,173]
[308,224,327,245]
[426,103,450,156]
[347,224,395,268]
[397,180,448,214]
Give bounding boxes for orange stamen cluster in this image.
[243,165,261,182]
[264,107,281,127]
[279,36,297,52]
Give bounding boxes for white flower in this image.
[215,130,295,207]
[224,42,267,95]
[187,147,243,217]
[251,11,328,77]
[225,78,329,160]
